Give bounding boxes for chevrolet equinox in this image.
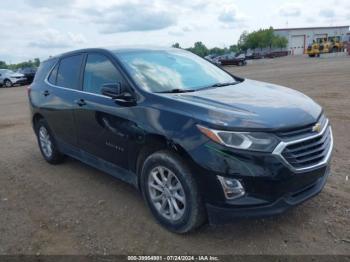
[28,48,333,233]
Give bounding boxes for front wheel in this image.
[141,150,206,233]
[4,79,12,88]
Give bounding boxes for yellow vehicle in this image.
[307,37,344,57]
[318,38,332,54]
[328,36,344,52]
[306,40,320,57]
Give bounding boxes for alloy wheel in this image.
[148,166,186,221]
[39,126,53,158]
[4,80,12,87]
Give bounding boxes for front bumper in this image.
[206,167,330,224]
[10,77,27,85]
[186,121,333,224]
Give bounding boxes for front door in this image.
[74,53,134,169]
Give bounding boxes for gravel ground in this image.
[0,55,349,255]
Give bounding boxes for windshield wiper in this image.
[210,81,238,87]
[196,81,239,91]
[155,88,196,93]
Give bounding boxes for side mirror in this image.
[101,83,123,98]
[101,83,136,105]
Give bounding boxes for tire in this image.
[35,118,65,164]
[238,61,243,66]
[141,150,206,233]
[4,79,12,88]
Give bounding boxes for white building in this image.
[274,26,349,55]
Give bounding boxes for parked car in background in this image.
[245,52,263,60]
[217,53,247,66]
[17,67,37,84]
[0,69,27,87]
[204,54,222,65]
[204,54,218,62]
[265,51,289,58]
[246,49,289,59]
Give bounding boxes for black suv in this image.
[28,48,333,233]
[17,67,37,84]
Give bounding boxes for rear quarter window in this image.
[48,63,59,85]
[33,58,57,84]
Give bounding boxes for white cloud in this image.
[0,0,349,63]
[28,29,86,49]
[319,9,336,18]
[25,0,75,8]
[279,5,302,17]
[82,2,177,33]
[218,5,247,28]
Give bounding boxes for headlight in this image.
[197,125,279,152]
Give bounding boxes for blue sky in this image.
[1,0,349,63]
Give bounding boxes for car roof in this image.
[42,47,183,63]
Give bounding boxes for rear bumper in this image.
[206,168,329,224]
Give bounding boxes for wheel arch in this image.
[3,78,12,85]
[32,113,45,129]
[134,134,195,192]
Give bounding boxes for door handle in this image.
[42,90,50,96]
[74,99,87,107]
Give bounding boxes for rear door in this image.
[74,52,134,169]
[44,54,84,147]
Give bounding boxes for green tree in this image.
[238,31,249,51]
[187,41,209,57]
[209,47,226,56]
[0,61,7,69]
[229,45,239,53]
[34,58,40,67]
[238,27,288,51]
[172,43,181,48]
[272,35,288,50]
[0,58,41,70]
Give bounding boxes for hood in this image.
[163,79,322,130]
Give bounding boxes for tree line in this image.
[0,58,40,70]
[0,27,288,68]
[172,27,288,57]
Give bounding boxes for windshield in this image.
[115,49,236,93]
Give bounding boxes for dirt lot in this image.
[0,56,349,255]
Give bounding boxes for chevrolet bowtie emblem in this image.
[312,123,322,133]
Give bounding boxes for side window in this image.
[33,58,57,83]
[83,54,122,94]
[57,54,83,90]
[48,63,58,84]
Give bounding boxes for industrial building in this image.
[274,26,349,55]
